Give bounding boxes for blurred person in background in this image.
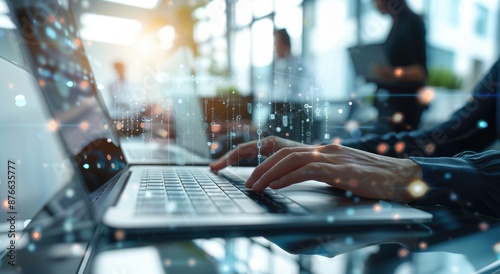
[370,0,428,134]
[108,61,143,117]
[273,28,312,103]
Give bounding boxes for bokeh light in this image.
[408,180,429,198]
[392,112,404,124]
[114,230,126,241]
[377,143,388,154]
[398,248,409,258]
[48,120,59,132]
[418,88,435,105]
[394,141,405,154]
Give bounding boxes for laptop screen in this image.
[9,0,126,192]
[0,175,98,274]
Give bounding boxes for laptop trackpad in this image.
[277,181,376,212]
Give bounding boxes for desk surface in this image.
[1,206,499,274]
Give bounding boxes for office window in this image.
[212,37,228,73]
[309,0,358,100]
[251,18,274,67]
[427,46,455,70]
[475,4,489,37]
[233,28,251,94]
[194,21,211,43]
[207,4,227,37]
[234,0,252,27]
[253,0,273,18]
[192,0,229,97]
[446,0,459,26]
[407,0,426,14]
[360,0,376,16]
[274,0,303,12]
[359,0,391,44]
[274,6,303,56]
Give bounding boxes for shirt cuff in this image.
[408,156,480,208]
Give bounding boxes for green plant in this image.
[427,68,463,90]
[216,85,240,97]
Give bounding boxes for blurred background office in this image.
[0,0,499,143]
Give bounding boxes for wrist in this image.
[402,159,426,201]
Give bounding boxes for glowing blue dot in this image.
[345,191,352,198]
[345,236,353,245]
[346,208,355,216]
[64,220,73,232]
[444,172,452,180]
[450,193,458,201]
[83,163,90,169]
[477,120,488,129]
[15,95,27,107]
[45,27,57,40]
[66,81,74,87]
[28,243,36,252]
[327,215,335,223]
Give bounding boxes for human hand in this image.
[209,136,309,170]
[372,64,395,81]
[241,144,424,202]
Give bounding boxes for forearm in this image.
[394,64,426,83]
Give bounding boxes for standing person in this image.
[370,0,428,134]
[108,61,143,117]
[273,29,311,103]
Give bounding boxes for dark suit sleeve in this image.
[341,58,500,217]
[410,151,500,217]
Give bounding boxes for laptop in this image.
[116,72,212,165]
[0,52,97,273]
[7,0,432,236]
[348,44,390,82]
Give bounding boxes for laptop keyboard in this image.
[135,168,309,216]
